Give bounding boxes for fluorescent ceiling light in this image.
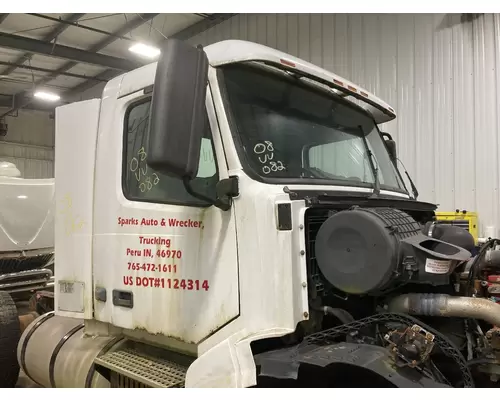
[129,43,161,59]
[17,195,27,199]
[34,91,60,102]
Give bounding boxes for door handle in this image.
[112,290,134,309]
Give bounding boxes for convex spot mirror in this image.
[147,39,209,180]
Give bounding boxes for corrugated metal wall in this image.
[0,109,54,178]
[190,13,500,236]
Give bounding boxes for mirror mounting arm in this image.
[182,176,239,211]
[214,176,239,211]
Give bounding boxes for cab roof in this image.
[114,40,396,125]
[204,40,396,124]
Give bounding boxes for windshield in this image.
[219,63,406,193]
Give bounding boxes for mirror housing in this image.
[147,40,209,180]
[381,132,397,162]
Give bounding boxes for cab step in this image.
[94,348,187,388]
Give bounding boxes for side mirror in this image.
[147,40,209,179]
[381,132,397,162]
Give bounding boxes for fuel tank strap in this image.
[48,323,85,388]
[20,311,55,387]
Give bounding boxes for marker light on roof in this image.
[280,59,296,68]
[360,91,369,98]
[333,79,344,86]
[347,85,357,93]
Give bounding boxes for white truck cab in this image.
[0,161,54,295]
[11,39,479,389]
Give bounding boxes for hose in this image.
[321,306,354,325]
[387,293,500,327]
[466,358,497,367]
[467,238,498,295]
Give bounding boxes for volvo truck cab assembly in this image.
[3,39,500,388]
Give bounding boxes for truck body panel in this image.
[88,78,239,344]
[54,99,101,319]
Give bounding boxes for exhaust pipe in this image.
[388,293,500,326]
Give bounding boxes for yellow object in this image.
[435,210,479,245]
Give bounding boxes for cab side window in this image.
[123,98,219,206]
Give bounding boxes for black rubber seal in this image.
[49,323,84,387]
[20,311,55,387]
[84,336,123,388]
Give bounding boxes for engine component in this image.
[485,249,500,268]
[314,207,471,295]
[257,312,473,387]
[257,341,449,387]
[387,293,500,326]
[434,210,479,246]
[485,327,500,351]
[423,221,476,253]
[384,324,435,368]
[309,303,354,325]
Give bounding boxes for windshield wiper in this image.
[397,158,419,200]
[368,152,381,198]
[358,125,380,198]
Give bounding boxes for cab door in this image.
[92,85,239,344]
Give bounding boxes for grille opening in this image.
[0,253,53,275]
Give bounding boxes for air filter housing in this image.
[314,207,472,295]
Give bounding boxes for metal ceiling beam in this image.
[0,13,158,118]
[171,13,237,40]
[28,13,133,42]
[0,32,141,70]
[33,13,159,90]
[1,13,232,117]
[64,13,236,99]
[62,13,160,99]
[87,13,159,52]
[0,13,86,77]
[0,14,9,24]
[0,61,107,82]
